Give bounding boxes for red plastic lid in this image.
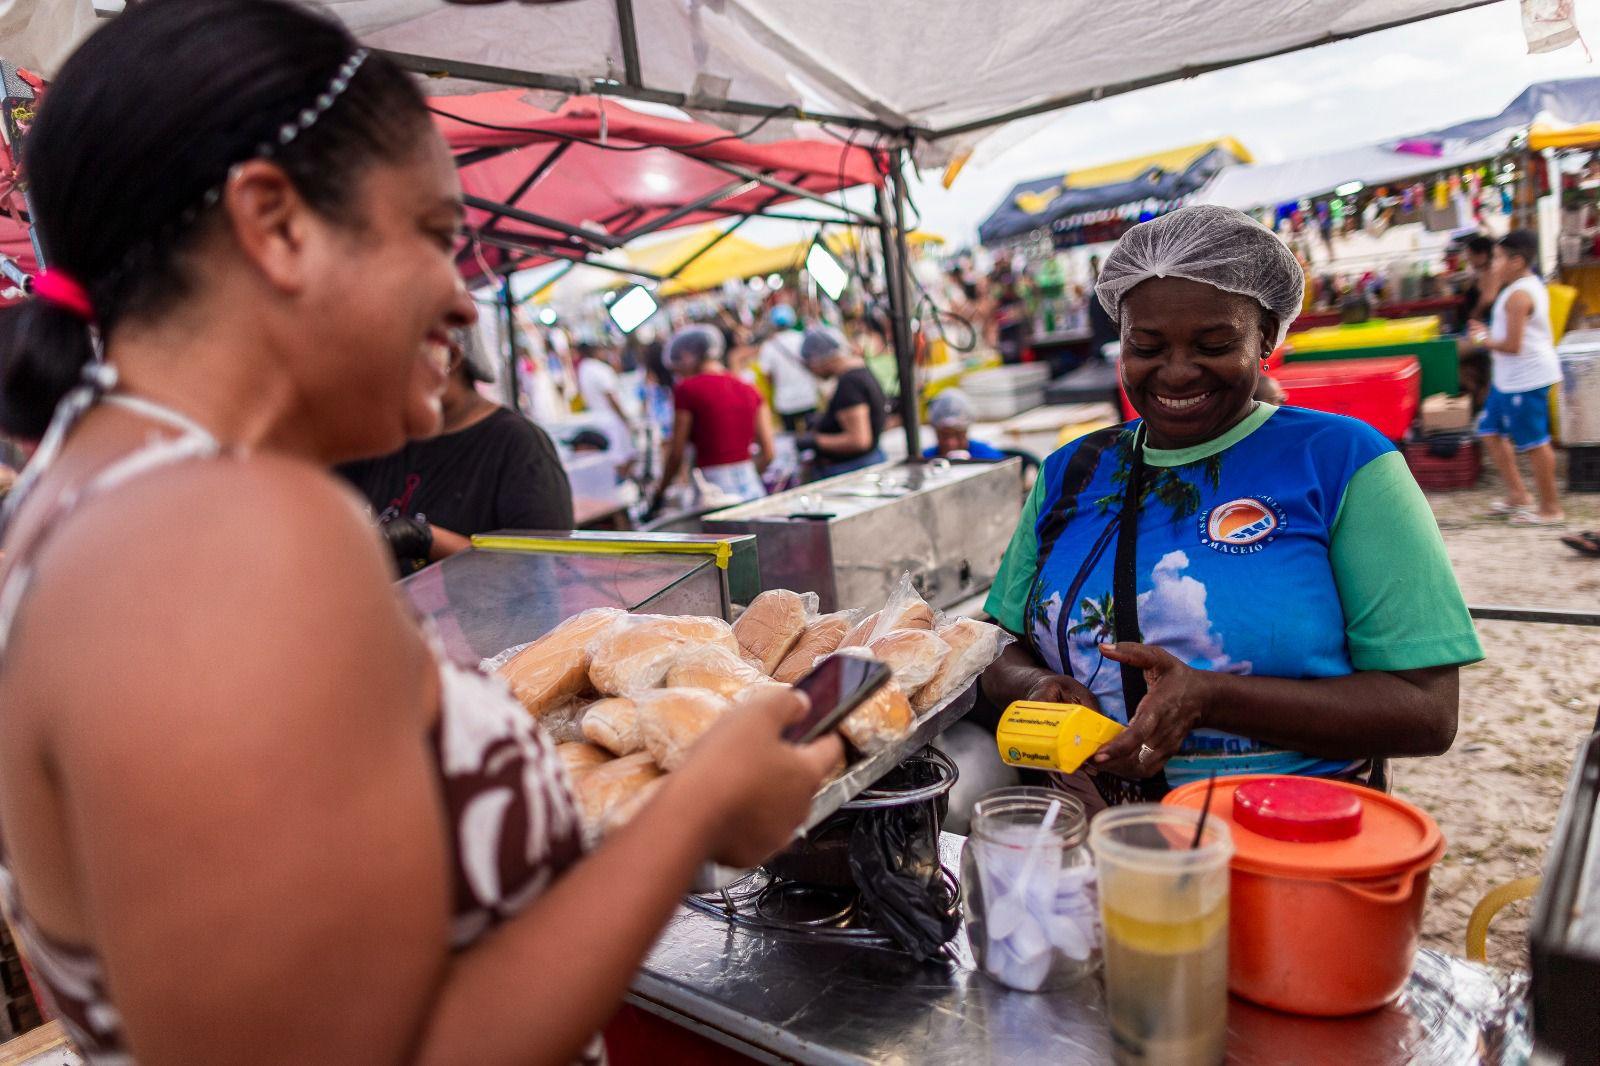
[1232,778,1363,843]
[1164,774,1444,881]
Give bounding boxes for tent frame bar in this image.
[614,0,643,88]
[476,231,666,282]
[464,193,624,250]
[505,141,573,207]
[383,50,907,137]
[694,157,882,226]
[612,176,762,245]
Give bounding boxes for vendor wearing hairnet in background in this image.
[649,323,773,515]
[797,325,888,480]
[339,327,574,573]
[923,390,1006,461]
[979,204,1483,811]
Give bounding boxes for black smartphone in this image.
[784,654,893,743]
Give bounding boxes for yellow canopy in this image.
[618,230,807,297]
[615,226,944,298]
[1529,122,1600,151]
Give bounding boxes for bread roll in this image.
[556,742,613,778]
[498,607,626,716]
[587,614,739,695]
[581,696,643,755]
[731,680,794,708]
[913,617,1012,713]
[665,645,767,698]
[733,589,814,674]
[601,775,665,836]
[840,680,914,755]
[773,610,857,683]
[884,598,937,633]
[635,687,731,771]
[866,628,950,694]
[837,610,881,649]
[572,752,662,843]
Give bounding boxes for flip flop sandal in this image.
[1486,500,1526,516]
[1561,533,1600,556]
[1510,511,1563,527]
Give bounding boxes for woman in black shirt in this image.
[797,326,887,481]
[340,329,574,572]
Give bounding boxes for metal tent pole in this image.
[876,151,919,462]
[500,275,521,413]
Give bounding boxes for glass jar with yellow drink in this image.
[1090,805,1234,1066]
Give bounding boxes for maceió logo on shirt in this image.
[1198,495,1287,554]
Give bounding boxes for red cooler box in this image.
[1272,356,1421,441]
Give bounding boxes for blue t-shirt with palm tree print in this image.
[984,403,1483,785]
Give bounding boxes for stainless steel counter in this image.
[702,460,1024,613]
[630,836,1530,1065]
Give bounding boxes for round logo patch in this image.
[1200,496,1286,554]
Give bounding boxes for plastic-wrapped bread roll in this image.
[864,573,938,643]
[730,681,793,708]
[732,589,816,674]
[571,751,663,843]
[839,680,914,755]
[600,775,665,837]
[772,610,860,683]
[665,645,768,698]
[498,607,626,716]
[913,618,1015,713]
[580,696,644,756]
[538,700,590,745]
[866,628,951,695]
[587,614,739,695]
[634,687,731,771]
[836,610,881,649]
[556,742,613,778]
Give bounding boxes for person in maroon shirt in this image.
[648,323,774,514]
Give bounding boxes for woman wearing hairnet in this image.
[648,323,774,514]
[797,325,888,479]
[923,390,1006,461]
[980,206,1482,809]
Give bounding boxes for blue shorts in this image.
[1478,385,1553,452]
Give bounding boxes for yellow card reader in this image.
[996,701,1126,773]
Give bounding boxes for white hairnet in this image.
[1094,205,1305,347]
[799,326,847,366]
[665,323,725,372]
[927,389,975,429]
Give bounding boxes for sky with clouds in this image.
[905,0,1600,246]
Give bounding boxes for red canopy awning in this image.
[433,93,887,279]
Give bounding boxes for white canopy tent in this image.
[2,0,1500,162]
[1192,134,1515,213]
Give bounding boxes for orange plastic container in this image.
[1164,775,1444,1016]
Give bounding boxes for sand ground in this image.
[1403,451,1600,964]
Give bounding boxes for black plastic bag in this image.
[847,762,960,962]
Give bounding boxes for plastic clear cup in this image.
[963,787,1099,992]
[1090,804,1234,1066]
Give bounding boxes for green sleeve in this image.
[1330,451,1484,671]
[983,474,1047,635]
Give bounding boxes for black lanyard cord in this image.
[1108,425,1170,800]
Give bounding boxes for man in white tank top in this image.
[1468,230,1564,524]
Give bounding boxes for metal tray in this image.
[693,683,977,891]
